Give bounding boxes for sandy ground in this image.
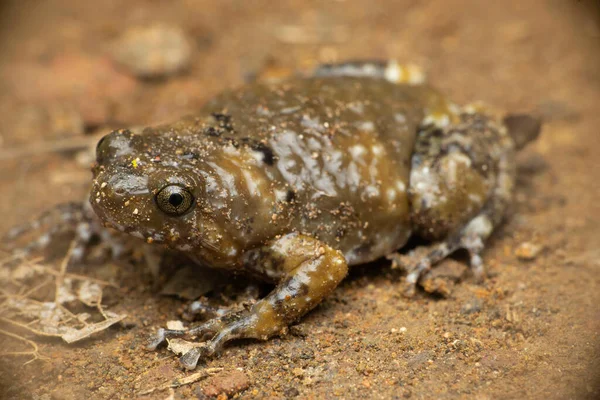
[0,0,599,399]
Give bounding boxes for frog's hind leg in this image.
[400,211,499,297]
[312,60,426,85]
[400,111,521,296]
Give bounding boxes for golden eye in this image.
[155,185,195,216]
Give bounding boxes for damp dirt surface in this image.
[0,1,599,399]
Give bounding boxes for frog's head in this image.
[90,128,215,253]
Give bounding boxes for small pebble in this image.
[166,320,185,330]
[515,242,542,261]
[201,370,250,398]
[111,24,192,78]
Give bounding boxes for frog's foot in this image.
[3,201,127,263]
[147,310,257,369]
[394,214,492,297]
[3,202,88,259]
[401,110,532,297]
[147,311,241,351]
[148,233,348,370]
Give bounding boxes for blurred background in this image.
[0,1,599,399]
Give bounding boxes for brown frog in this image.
[8,61,541,370]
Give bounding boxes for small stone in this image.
[201,370,250,398]
[461,298,483,315]
[283,386,300,397]
[166,320,185,330]
[111,24,192,78]
[515,242,542,261]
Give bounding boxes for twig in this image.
[95,289,110,320]
[0,316,64,338]
[0,253,43,267]
[54,240,77,305]
[21,276,54,298]
[36,264,119,288]
[136,368,224,396]
[0,328,49,365]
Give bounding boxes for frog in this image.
[6,60,541,370]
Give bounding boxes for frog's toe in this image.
[402,279,418,298]
[146,330,164,351]
[182,299,230,321]
[462,237,487,283]
[403,259,432,297]
[147,328,181,350]
[178,329,239,369]
[469,252,486,283]
[179,345,212,370]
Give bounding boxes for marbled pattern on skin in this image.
[88,61,540,369]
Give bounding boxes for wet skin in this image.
[89,61,540,369]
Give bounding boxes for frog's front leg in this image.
[2,200,127,262]
[148,233,348,370]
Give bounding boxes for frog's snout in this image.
[90,128,150,230]
[89,167,152,234]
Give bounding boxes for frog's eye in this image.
[155,185,195,216]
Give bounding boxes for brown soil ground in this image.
[0,1,599,399]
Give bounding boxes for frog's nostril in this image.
[113,187,127,196]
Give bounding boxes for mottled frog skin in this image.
[89,61,540,369]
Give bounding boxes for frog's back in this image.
[184,77,445,265]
